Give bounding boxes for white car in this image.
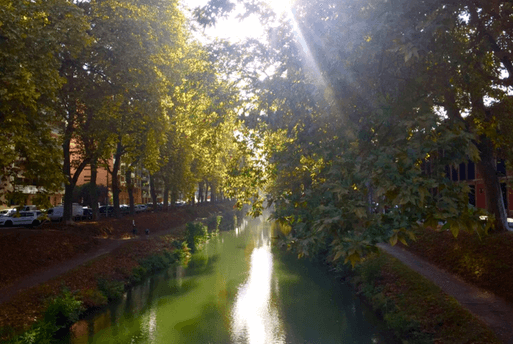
[0,211,45,227]
[0,208,16,217]
[47,203,84,221]
[135,204,147,213]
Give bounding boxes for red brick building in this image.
[448,160,512,216]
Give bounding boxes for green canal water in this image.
[70,216,396,344]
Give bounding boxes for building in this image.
[447,160,513,216]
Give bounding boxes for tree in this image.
[195,0,507,265]
[82,0,187,217]
[0,0,88,207]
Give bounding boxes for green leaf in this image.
[389,232,398,246]
[449,221,460,238]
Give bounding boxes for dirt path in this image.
[0,238,123,304]
[0,224,186,305]
[378,243,513,344]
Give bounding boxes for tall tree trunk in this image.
[198,182,204,203]
[150,174,158,211]
[477,136,509,232]
[211,183,216,203]
[62,129,89,223]
[63,184,74,224]
[90,158,99,221]
[62,134,73,223]
[163,184,169,211]
[171,188,178,207]
[126,168,135,215]
[468,90,509,232]
[111,141,123,218]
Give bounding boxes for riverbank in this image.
[347,251,500,343]
[273,223,511,342]
[0,203,239,342]
[2,209,510,343]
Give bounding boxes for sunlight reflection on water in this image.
[230,227,285,344]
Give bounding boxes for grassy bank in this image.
[0,205,237,343]
[400,227,513,305]
[345,252,500,343]
[0,235,190,343]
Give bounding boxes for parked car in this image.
[0,211,45,227]
[135,204,147,213]
[47,203,84,222]
[120,204,130,215]
[82,207,93,220]
[0,208,17,217]
[99,205,114,216]
[10,205,38,212]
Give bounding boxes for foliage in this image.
[6,291,83,344]
[78,289,108,308]
[206,214,223,234]
[6,321,56,344]
[185,221,209,252]
[138,252,174,274]
[1,0,248,220]
[43,291,83,332]
[195,0,513,266]
[172,240,192,266]
[0,0,82,205]
[72,183,107,207]
[97,278,125,301]
[4,0,512,270]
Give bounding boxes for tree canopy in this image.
[2,0,512,265]
[195,0,513,264]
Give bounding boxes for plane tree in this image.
[258,0,502,264]
[83,0,187,218]
[0,0,88,208]
[196,0,510,265]
[155,41,244,206]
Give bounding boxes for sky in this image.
[181,0,267,43]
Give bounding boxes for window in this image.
[468,161,476,179]
[452,166,458,181]
[459,163,466,181]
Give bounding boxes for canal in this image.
[70,216,395,343]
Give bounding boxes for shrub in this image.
[130,266,148,285]
[356,254,385,285]
[78,288,108,308]
[139,254,168,274]
[97,278,125,301]
[173,241,191,265]
[219,212,237,231]
[7,321,55,344]
[43,291,83,332]
[185,222,208,252]
[206,214,222,234]
[7,291,83,344]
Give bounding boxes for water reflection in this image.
[231,223,285,343]
[234,218,249,237]
[69,216,394,344]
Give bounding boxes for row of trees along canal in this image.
[2,0,513,262]
[194,0,513,265]
[1,0,253,221]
